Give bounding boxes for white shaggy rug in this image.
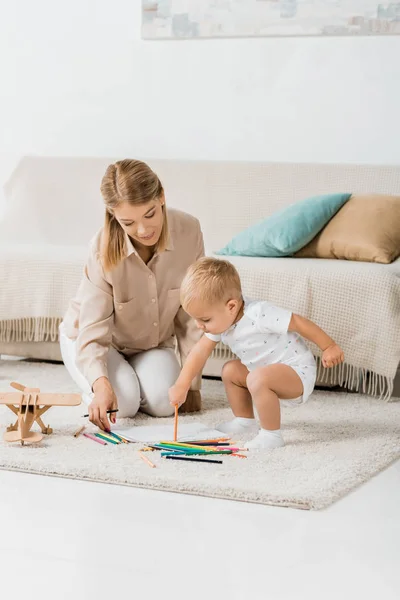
[0,359,399,510]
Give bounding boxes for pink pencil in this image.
[83,432,107,445]
[204,446,247,452]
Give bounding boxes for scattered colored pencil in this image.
[107,431,129,443]
[83,432,107,445]
[139,451,156,468]
[158,441,241,453]
[95,432,119,445]
[160,449,232,457]
[165,455,223,464]
[183,442,230,446]
[74,425,86,438]
[183,438,231,444]
[161,452,186,457]
[159,441,225,450]
[156,443,232,455]
[173,405,178,441]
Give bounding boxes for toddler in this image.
[169,258,344,449]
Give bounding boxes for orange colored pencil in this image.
[139,451,156,468]
[173,405,178,441]
[74,425,86,438]
[184,438,231,444]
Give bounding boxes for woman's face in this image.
[113,197,165,248]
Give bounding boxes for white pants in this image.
[59,324,180,418]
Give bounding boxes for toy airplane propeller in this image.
[0,381,81,445]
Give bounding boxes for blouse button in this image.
[151,298,156,303]
[118,305,123,310]
[153,322,158,327]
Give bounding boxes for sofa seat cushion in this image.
[210,253,400,385]
[0,244,86,341]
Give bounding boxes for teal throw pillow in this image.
[217,193,351,257]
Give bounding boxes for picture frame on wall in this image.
[142,1,400,39]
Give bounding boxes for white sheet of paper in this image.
[111,422,227,443]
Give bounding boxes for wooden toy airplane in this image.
[0,381,81,445]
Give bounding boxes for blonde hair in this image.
[181,257,242,310]
[100,159,169,270]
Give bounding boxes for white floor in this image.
[1,461,399,600]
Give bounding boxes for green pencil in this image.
[157,443,232,456]
[95,432,119,445]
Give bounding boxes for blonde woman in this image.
[60,159,204,431]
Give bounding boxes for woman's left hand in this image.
[322,343,345,368]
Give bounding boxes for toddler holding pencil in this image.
[169,258,344,450]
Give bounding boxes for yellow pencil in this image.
[139,451,156,468]
[96,431,120,444]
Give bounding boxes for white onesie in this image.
[205,298,317,404]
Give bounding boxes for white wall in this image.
[0,0,399,179]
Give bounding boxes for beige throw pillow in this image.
[295,194,400,264]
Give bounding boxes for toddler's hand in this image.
[322,344,344,368]
[169,384,188,407]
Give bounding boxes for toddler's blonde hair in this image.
[181,257,242,310]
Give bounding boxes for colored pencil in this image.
[161,452,189,457]
[139,451,156,468]
[173,405,178,441]
[147,443,229,454]
[159,440,234,450]
[181,442,231,446]
[95,432,119,445]
[107,431,129,443]
[165,455,223,464]
[74,425,86,438]
[82,409,119,418]
[160,441,246,452]
[95,430,120,442]
[183,438,231,444]
[83,432,107,445]
[159,441,223,450]
[161,451,231,457]
[160,448,232,456]
[157,441,231,452]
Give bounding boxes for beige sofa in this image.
[1,156,399,398]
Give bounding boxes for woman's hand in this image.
[322,343,345,368]
[169,383,188,408]
[89,377,118,431]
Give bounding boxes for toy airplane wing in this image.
[0,392,81,406]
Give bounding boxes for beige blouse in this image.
[63,209,204,389]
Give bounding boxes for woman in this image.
[60,159,204,431]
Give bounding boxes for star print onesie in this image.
[206,297,317,404]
